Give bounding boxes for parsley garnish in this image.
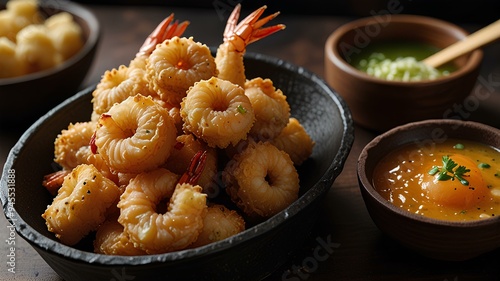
[428,155,470,186]
[237,105,247,114]
[478,163,491,169]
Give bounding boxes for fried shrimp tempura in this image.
[118,169,207,254]
[224,141,299,219]
[42,164,121,245]
[180,77,255,149]
[94,94,177,174]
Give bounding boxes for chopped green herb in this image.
[453,143,465,150]
[428,155,470,186]
[237,105,247,114]
[428,166,439,176]
[478,163,491,169]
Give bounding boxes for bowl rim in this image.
[325,14,483,86]
[0,0,100,86]
[1,51,354,265]
[358,118,500,227]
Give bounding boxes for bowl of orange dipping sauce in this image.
[358,119,500,261]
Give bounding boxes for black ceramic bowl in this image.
[0,0,100,131]
[0,52,354,281]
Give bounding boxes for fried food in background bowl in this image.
[0,0,100,131]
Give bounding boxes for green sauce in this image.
[350,41,457,81]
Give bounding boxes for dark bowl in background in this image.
[0,52,354,281]
[0,0,100,132]
[358,119,500,261]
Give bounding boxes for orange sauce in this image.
[372,139,500,221]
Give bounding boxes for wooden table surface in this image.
[1,4,500,280]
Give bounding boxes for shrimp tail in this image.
[225,4,285,52]
[216,5,285,86]
[178,150,207,185]
[42,170,70,196]
[90,130,98,154]
[250,23,286,44]
[137,13,190,57]
[223,3,241,42]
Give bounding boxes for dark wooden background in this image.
[1,1,500,280]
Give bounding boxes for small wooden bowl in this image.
[358,119,500,261]
[325,15,483,132]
